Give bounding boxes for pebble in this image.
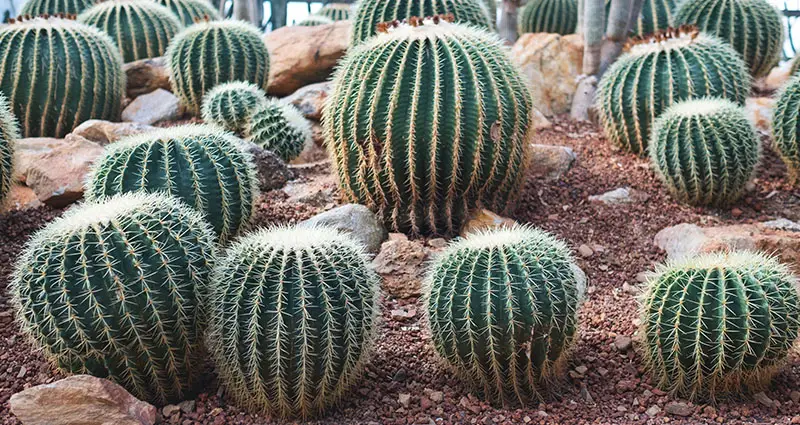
[16,366,26,379]
[428,390,444,403]
[428,238,448,249]
[665,401,693,417]
[178,400,195,413]
[645,405,661,417]
[398,393,411,408]
[578,244,594,258]
[163,404,181,417]
[614,335,633,352]
[575,365,588,375]
[755,392,774,408]
[791,390,800,404]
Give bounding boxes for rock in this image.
[765,62,793,92]
[123,57,171,98]
[664,402,693,417]
[531,107,553,130]
[398,393,411,408]
[578,244,593,258]
[178,400,195,414]
[792,391,800,404]
[282,81,331,121]
[299,204,388,254]
[428,238,447,249]
[372,234,430,299]
[460,209,518,237]
[122,89,180,124]
[239,143,293,192]
[290,134,328,165]
[265,21,350,97]
[428,390,444,403]
[512,33,583,116]
[390,307,417,321]
[9,375,157,425]
[646,405,661,417]
[614,335,632,352]
[162,404,180,417]
[71,120,156,146]
[282,172,337,208]
[746,97,774,133]
[755,392,775,408]
[0,184,42,212]
[528,144,576,181]
[762,218,800,232]
[589,187,650,205]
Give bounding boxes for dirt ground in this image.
[2,117,800,425]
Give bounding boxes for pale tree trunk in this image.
[599,0,643,75]
[270,0,287,29]
[570,0,604,121]
[232,0,266,27]
[576,0,584,35]
[498,0,521,44]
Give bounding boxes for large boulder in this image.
[123,56,171,98]
[71,120,156,146]
[121,89,180,125]
[300,204,388,254]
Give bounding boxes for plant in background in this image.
[0,95,18,206]
[639,251,800,400]
[201,81,267,135]
[316,2,352,20]
[771,75,800,184]
[603,0,676,35]
[155,0,220,26]
[10,192,217,404]
[206,226,380,419]
[326,16,533,236]
[246,98,311,162]
[21,0,94,15]
[85,124,258,243]
[425,225,583,405]
[518,0,577,35]
[0,15,125,138]
[296,15,334,26]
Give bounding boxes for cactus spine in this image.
[0,95,18,206]
[85,125,258,243]
[640,251,800,400]
[0,16,125,138]
[201,81,267,135]
[425,225,582,405]
[518,0,577,35]
[247,98,311,162]
[676,0,784,78]
[155,0,220,26]
[771,75,800,184]
[297,15,334,26]
[206,226,380,419]
[166,20,270,115]
[326,18,533,236]
[597,26,750,155]
[21,0,94,16]
[10,192,217,404]
[316,2,352,20]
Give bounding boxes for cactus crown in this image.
[201,81,267,135]
[0,94,19,205]
[772,74,800,184]
[316,2,352,20]
[20,0,93,17]
[155,0,220,26]
[247,98,311,162]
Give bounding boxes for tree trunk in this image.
[599,0,643,76]
[576,0,584,35]
[270,0,287,29]
[497,0,521,43]
[570,0,605,121]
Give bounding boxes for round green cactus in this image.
[640,251,800,400]
[604,0,676,35]
[21,0,94,16]
[676,0,784,78]
[246,98,311,162]
[597,26,750,155]
[79,0,183,63]
[155,0,220,26]
[0,16,125,137]
[296,15,334,26]
[518,0,577,35]
[771,75,800,184]
[325,17,533,236]
[166,19,270,115]
[425,225,582,405]
[316,2,352,20]
[201,81,267,135]
[85,124,258,242]
[10,192,217,404]
[206,226,380,419]
[0,95,19,206]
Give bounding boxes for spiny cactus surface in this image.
[247,98,311,162]
[604,0,676,35]
[316,2,351,20]
[518,0,577,35]
[155,0,219,26]
[296,15,334,26]
[772,75,800,183]
[201,81,267,135]
[21,0,94,15]
[0,95,18,206]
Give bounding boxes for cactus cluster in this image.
[201,81,267,135]
[21,0,94,16]
[316,2,352,20]
[518,0,577,35]
[640,251,800,400]
[85,125,258,243]
[326,17,533,236]
[597,26,750,155]
[297,15,334,26]
[155,0,220,26]
[10,192,217,404]
[206,226,380,419]
[78,0,183,63]
[771,75,800,183]
[0,95,18,206]
[247,98,311,162]
[0,15,125,138]
[166,19,270,115]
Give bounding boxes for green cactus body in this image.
[201,81,267,135]
[316,2,352,20]
[640,251,800,400]
[351,0,492,45]
[155,0,220,26]
[21,0,94,15]
[79,0,183,63]
[604,0,676,35]
[0,95,18,206]
[325,18,533,236]
[772,75,800,183]
[597,26,750,155]
[650,98,760,206]
[206,226,380,419]
[518,0,577,35]
[0,16,125,138]
[791,55,800,77]
[676,0,784,78]
[10,192,217,404]
[85,124,258,242]
[247,98,311,162]
[166,20,270,115]
[425,225,582,405]
[297,15,334,26]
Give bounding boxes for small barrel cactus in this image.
[605,0,676,35]
[21,0,94,15]
[0,15,125,138]
[247,98,311,162]
[201,81,267,135]
[640,251,800,400]
[676,0,784,78]
[772,75,800,183]
[156,0,220,26]
[10,192,217,404]
[0,95,19,206]
[85,124,258,242]
[316,2,352,20]
[206,226,380,419]
[166,19,270,115]
[518,0,577,35]
[297,15,334,26]
[597,26,750,155]
[79,0,183,63]
[425,225,582,405]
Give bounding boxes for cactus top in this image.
[229,225,369,253]
[624,25,704,56]
[456,224,571,251]
[661,97,742,119]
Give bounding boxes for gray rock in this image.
[122,89,179,125]
[653,223,707,261]
[528,144,576,181]
[589,187,650,205]
[762,218,800,232]
[240,143,293,192]
[300,204,388,254]
[282,81,331,121]
[664,402,693,417]
[71,119,156,145]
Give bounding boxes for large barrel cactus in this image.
[772,75,800,183]
[155,0,220,26]
[325,17,533,236]
[425,225,582,405]
[166,19,270,115]
[201,81,267,135]
[206,226,380,418]
[676,0,784,78]
[10,192,217,404]
[21,0,94,15]
[247,98,311,162]
[518,0,577,35]
[597,26,750,155]
[640,251,800,400]
[0,95,18,206]
[79,0,183,63]
[0,16,125,138]
[317,2,352,20]
[85,125,258,243]
[604,0,676,35]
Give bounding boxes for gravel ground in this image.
[2,117,800,425]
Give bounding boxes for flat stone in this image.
[121,89,179,125]
[372,235,430,299]
[529,144,576,181]
[589,187,650,205]
[71,120,156,146]
[460,208,517,237]
[123,56,171,98]
[299,204,388,254]
[282,81,331,121]
[664,401,693,417]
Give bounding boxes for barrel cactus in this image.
[640,251,800,400]
[425,225,582,405]
[518,0,577,35]
[206,226,380,418]
[155,0,220,26]
[0,95,18,206]
[166,19,270,115]
[21,0,94,15]
[85,125,258,242]
[297,15,334,26]
[604,0,676,35]
[247,98,311,162]
[0,15,125,137]
[201,81,267,135]
[772,75,800,183]
[597,26,750,155]
[10,192,217,404]
[326,17,533,236]
[317,2,352,20]
[79,0,183,63]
